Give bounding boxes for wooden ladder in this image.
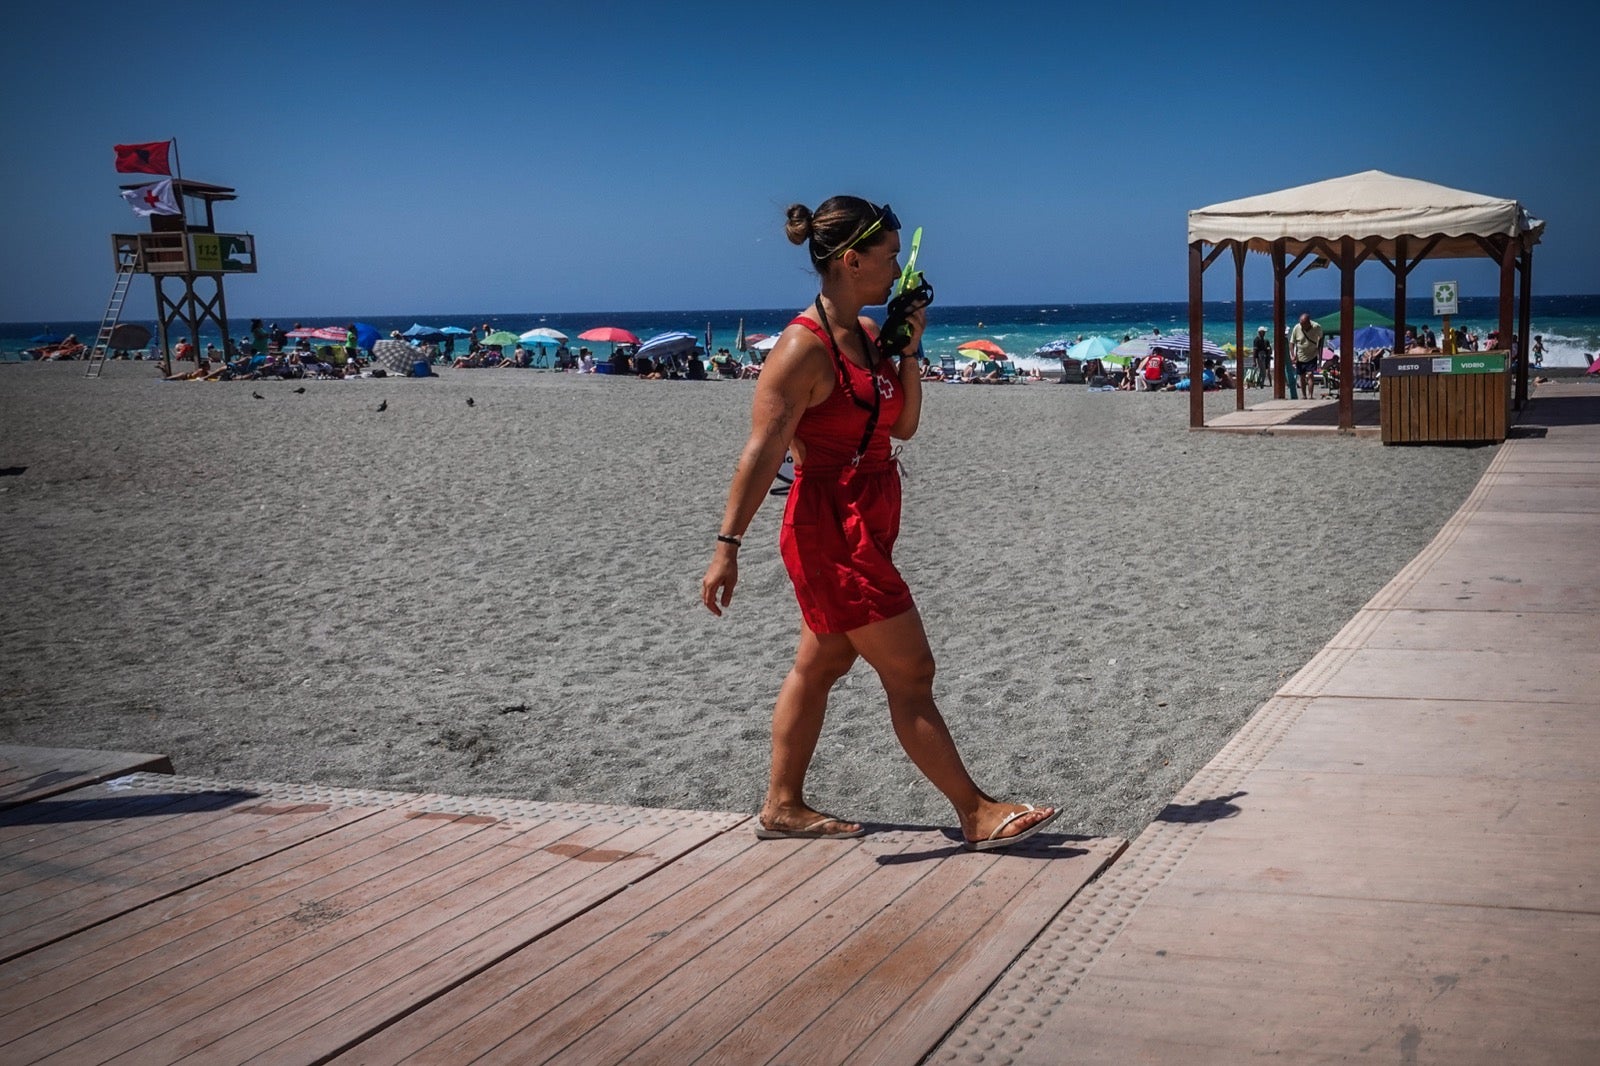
[83,260,138,378]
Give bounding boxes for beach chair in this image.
[939,354,960,381]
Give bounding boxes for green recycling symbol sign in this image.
[1433,281,1459,315]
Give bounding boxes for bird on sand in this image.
[376,400,387,412]
[466,397,476,407]
[251,391,265,400]
[293,386,306,394]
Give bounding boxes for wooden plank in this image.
[1032,892,1600,1064]
[328,826,829,1064]
[508,832,923,1065]
[0,746,173,810]
[0,795,371,964]
[0,804,434,1018]
[189,822,717,1066]
[615,832,976,1064]
[843,839,1123,1065]
[0,790,196,881]
[6,811,523,1065]
[710,839,1121,1065]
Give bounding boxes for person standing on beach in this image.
[1252,326,1272,388]
[700,196,1058,851]
[1289,313,1323,399]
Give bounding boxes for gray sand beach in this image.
[0,362,1497,839]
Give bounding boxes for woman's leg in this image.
[848,608,1055,844]
[762,623,860,832]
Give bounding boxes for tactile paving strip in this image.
[103,773,750,832]
[932,696,1313,1066]
[1366,438,1506,611]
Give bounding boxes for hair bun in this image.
[784,203,814,246]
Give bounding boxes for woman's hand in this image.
[701,545,739,616]
[902,306,927,356]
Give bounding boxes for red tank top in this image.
[788,314,904,468]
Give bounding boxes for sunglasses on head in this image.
[834,203,901,258]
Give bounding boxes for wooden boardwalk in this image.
[1202,396,1382,436]
[0,766,1122,1064]
[0,744,172,811]
[934,390,1600,1064]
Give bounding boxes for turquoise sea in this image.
[5,295,1598,370]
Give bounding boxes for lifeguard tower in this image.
[91,180,256,376]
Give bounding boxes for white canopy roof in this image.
[1187,170,1544,259]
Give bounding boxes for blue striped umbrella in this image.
[637,331,699,358]
[1145,333,1227,360]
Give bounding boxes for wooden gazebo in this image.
[1182,171,1545,430]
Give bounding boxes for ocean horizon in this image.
[6,295,1598,369]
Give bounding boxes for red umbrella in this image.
[958,339,1007,358]
[578,326,641,345]
[287,326,349,341]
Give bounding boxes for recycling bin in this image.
[1380,352,1509,444]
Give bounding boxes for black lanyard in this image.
[813,297,880,465]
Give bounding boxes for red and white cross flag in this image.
[120,178,183,217]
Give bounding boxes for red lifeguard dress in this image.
[779,315,913,634]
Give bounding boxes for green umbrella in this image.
[1314,306,1394,333]
[481,330,520,347]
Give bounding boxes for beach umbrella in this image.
[1064,336,1119,361]
[734,318,746,352]
[1110,333,1160,361]
[29,331,65,345]
[402,323,446,341]
[481,330,521,348]
[637,331,699,359]
[372,338,421,374]
[517,329,564,346]
[1352,325,1396,350]
[107,323,151,350]
[752,334,781,352]
[287,326,349,341]
[744,333,771,348]
[438,325,471,336]
[578,326,641,345]
[1148,333,1227,361]
[353,323,380,350]
[705,322,714,354]
[958,339,1006,357]
[1315,305,1395,333]
[522,327,568,343]
[957,347,1009,361]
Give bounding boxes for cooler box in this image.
[1380,353,1509,445]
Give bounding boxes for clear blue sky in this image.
[4,0,1595,321]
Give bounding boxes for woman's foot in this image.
[755,805,865,840]
[963,803,1059,852]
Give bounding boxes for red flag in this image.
[114,141,172,175]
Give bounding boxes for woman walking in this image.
[700,196,1057,851]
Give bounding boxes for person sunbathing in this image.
[163,357,213,380]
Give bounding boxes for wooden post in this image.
[1516,243,1533,410]
[1189,241,1204,429]
[1339,237,1355,430]
[1190,240,1203,422]
[154,276,172,377]
[1393,235,1408,354]
[1499,237,1517,358]
[1272,240,1287,399]
[1233,243,1246,410]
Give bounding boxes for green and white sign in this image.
[1381,354,1504,376]
[1432,280,1459,316]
